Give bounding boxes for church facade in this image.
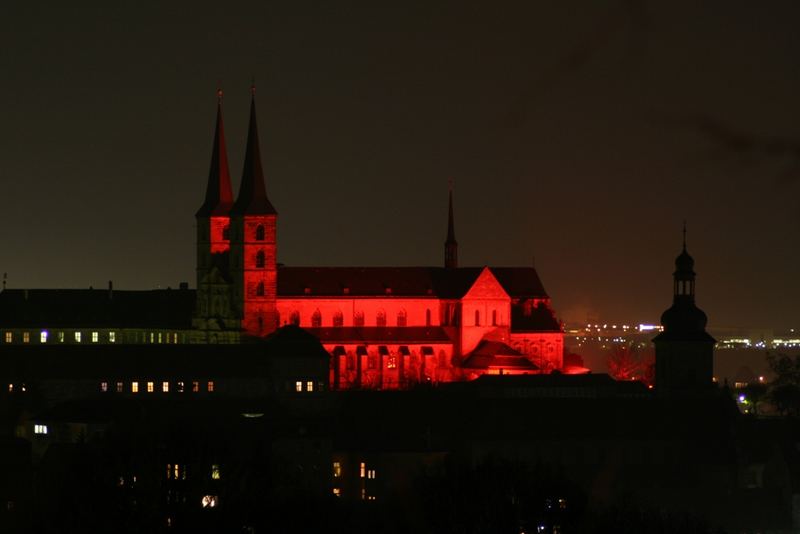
[0,90,564,390]
[191,90,564,389]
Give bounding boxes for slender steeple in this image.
[230,86,277,216]
[444,179,458,269]
[196,89,234,217]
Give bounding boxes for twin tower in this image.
[193,89,278,338]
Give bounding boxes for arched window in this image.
[290,311,300,326]
[311,309,322,328]
[376,310,386,327]
[256,281,264,296]
[333,310,344,327]
[475,310,480,326]
[425,309,431,326]
[353,311,365,327]
[255,225,265,241]
[256,251,265,268]
[397,309,407,327]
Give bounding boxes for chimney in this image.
[108,280,113,300]
[179,282,189,290]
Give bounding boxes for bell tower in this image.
[229,87,278,336]
[652,226,715,396]
[193,89,236,334]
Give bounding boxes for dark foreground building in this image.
[2,241,799,533]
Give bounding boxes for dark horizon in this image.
[2,1,799,329]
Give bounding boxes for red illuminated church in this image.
[193,89,563,389]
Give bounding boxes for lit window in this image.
[100,381,108,392]
[147,382,154,393]
[162,381,169,393]
[367,469,376,479]
[174,464,180,479]
[92,331,99,343]
[306,381,314,392]
[207,381,214,392]
[211,464,220,480]
[40,331,47,343]
[333,488,341,497]
[7,384,13,392]
[34,424,48,435]
[360,462,366,478]
[23,332,30,343]
[58,332,64,342]
[158,332,162,344]
[149,332,154,343]
[177,381,184,393]
[109,332,116,343]
[173,333,178,344]
[166,464,172,479]
[333,461,341,478]
[192,381,199,393]
[387,355,397,369]
[116,382,123,393]
[4,332,11,343]
[295,381,303,392]
[132,382,139,393]
[75,332,82,343]
[201,495,218,508]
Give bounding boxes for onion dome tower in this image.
[229,86,279,337]
[652,226,716,396]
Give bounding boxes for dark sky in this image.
[2,1,799,329]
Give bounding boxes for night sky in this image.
[2,1,799,329]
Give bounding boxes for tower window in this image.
[256,251,265,268]
[255,225,265,241]
[256,282,265,296]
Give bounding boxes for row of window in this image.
[100,380,215,394]
[288,309,425,328]
[294,380,320,392]
[3,331,182,344]
[285,308,502,328]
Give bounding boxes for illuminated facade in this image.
[0,90,564,390]
[190,90,563,388]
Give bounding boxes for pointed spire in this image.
[196,88,234,217]
[444,178,458,269]
[682,220,687,252]
[230,86,277,216]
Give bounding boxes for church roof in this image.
[461,340,539,370]
[0,288,194,329]
[277,266,548,299]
